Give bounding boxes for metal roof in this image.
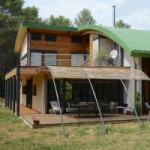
[15,22,150,57]
[79,25,150,57]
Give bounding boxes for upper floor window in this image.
[45,34,56,42]
[31,33,41,40]
[71,36,83,43]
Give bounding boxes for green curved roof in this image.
[79,25,150,57]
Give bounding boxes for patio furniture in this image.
[109,102,118,116]
[50,101,62,114]
[67,102,78,113]
[116,104,132,114]
[145,102,150,121]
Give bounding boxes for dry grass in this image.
[0,104,150,150]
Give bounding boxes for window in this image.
[71,37,83,43]
[22,85,26,94]
[45,34,56,42]
[44,54,56,66]
[30,49,57,66]
[31,33,41,40]
[31,52,42,66]
[71,53,89,66]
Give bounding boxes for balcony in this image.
[21,53,121,67]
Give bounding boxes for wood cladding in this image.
[30,33,89,54]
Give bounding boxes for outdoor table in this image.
[70,102,97,117]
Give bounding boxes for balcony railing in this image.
[21,53,121,67]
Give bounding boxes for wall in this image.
[32,75,46,113]
[21,34,27,66]
[30,33,89,66]
[20,79,26,106]
[20,74,46,113]
[123,51,142,108]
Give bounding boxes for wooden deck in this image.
[20,105,150,128]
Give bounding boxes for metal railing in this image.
[20,53,120,67]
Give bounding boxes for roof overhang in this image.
[37,66,150,80]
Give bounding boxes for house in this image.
[5,22,150,116]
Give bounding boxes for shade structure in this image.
[45,66,150,80]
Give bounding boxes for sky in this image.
[24,0,150,30]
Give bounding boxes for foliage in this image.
[96,49,107,61]
[0,0,42,96]
[116,19,131,29]
[65,81,72,101]
[135,92,142,110]
[44,15,73,27]
[74,8,96,26]
[0,74,4,97]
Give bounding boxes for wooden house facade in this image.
[5,22,150,116]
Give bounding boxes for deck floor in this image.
[20,105,150,128]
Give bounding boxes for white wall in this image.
[21,34,27,57]
[123,51,142,107]
[20,34,28,66]
[20,79,26,106]
[32,75,46,113]
[20,75,46,113]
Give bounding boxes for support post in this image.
[12,77,16,113]
[120,79,142,129]
[48,66,66,138]
[5,80,7,107]
[10,78,12,110]
[16,66,20,117]
[82,68,107,134]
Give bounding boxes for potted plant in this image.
[134,92,142,116]
[33,117,40,125]
[96,49,107,66]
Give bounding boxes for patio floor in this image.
[20,105,150,128]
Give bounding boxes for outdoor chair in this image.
[145,102,150,121]
[109,102,118,116]
[50,101,62,114]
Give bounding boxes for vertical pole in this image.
[82,69,107,134]
[5,80,7,107]
[8,79,10,109]
[16,66,20,117]
[48,66,66,138]
[12,77,15,113]
[10,78,12,110]
[112,5,116,27]
[120,79,142,129]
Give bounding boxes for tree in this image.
[116,19,131,29]
[74,8,96,26]
[44,15,73,27]
[0,0,41,96]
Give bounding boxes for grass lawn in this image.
[0,104,150,150]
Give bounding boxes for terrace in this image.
[20,105,149,128]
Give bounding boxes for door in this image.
[26,79,32,108]
[142,57,150,113]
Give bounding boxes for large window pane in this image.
[71,54,88,66]
[31,52,41,66]
[44,54,56,66]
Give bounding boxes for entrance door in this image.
[142,58,150,113]
[26,79,32,108]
